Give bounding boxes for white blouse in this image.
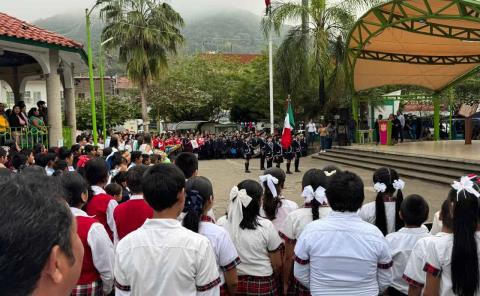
[279,206,332,242]
[260,198,299,231]
[358,201,397,234]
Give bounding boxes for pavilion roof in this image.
[347,0,480,93]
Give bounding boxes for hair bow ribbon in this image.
[324,170,336,177]
[302,185,328,205]
[393,179,405,190]
[227,186,253,241]
[259,174,279,198]
[452,176,480,199]
[374,182,387,193]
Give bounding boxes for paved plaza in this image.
[200,156,451,222]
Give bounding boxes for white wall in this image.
[0,79,56,111]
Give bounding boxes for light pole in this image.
[99,37,113,140]
[85,1,101,145]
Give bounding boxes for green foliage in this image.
[76,96,141,131]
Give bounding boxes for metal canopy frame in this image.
[347,0,480,141]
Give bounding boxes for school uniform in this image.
[402,232,449,291]
[358,198,397,234]
[85,186,118,241]
[273,142,283,167]
[280,205,332,296]
[292,140,302,171]
[385,226,430,295]
[265,142,274,168]
[226,217,283,296]
[424,232,480,296]
[199,215,241,295]
[114,219,221,296]
[70,207,114,296]
[260,198,299,231]
[113,194,153,244]
[429,211,442,235]
[294,211,393,296]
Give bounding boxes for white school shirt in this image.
[430,211,442,235]
[91,185,118,237]
[70,207,115,294]
[199,217,240,285]
[279,206,332,241]
[114,219,220,296]
[358,201,397,234]
[260,198,299,231]
[226,217,283,277]
[425,232,480,296]
[294,211,393,296]
[385,226,430,294]
[216,215,227,227]
[403,232,449,290]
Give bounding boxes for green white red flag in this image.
[265,0,272,15]
[281,100,295,149]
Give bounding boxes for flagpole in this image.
[268,29,274,135]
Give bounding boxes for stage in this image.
[342,140,480,165]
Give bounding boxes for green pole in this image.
[86,9,98,146]
[433,94,440,141]
[99,43,107,140]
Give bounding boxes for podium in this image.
[378,120,392,145]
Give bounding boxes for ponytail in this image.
[451,186,480,296]
[374,192,388,235]
[261,168,285,221]
[311,199,320,220]
[301,169,328,221]
[394,189,404,231]
[183,176,213,233]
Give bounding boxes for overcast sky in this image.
[3,0,267,22]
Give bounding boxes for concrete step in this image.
[320,150,469,180]
[312,154,453,185]
[332,146,480,174]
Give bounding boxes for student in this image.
[294,171,393,296]
[0,174,84,296]
[265,136,274,168]
[385,195,430,296]
[11,152,27,172]
[280,168,333,295]
[58,147,75,171]
[183,176,240,296]
[175,152,198,179]
[403,197,454,296]
[105,183,123,203]
[259,167,298,231]
[224,180,283,295]
[424,177,480,296]
[243,135,254,173]
[358,167,405,235]
[283,142,295,174]
[113,165,153,244]
[128,151,143,169]
[292,134,302,173]
[273,136,283,169]
[84,158,118,241]
[112,171,130,203]
[114,164,220,295]
[60,172,114,295]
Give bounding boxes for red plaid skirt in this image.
[236,275,278,296]
[71,280,103,296]
[220,284,229,296]
[286,273,311,296]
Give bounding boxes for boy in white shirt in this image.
[385,194,430,296]
[114,164,220,296]
[294,171,393,296]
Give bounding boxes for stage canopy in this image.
[347,0,480,93]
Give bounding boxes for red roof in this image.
[0,12,83,49]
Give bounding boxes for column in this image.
[46,49,63,147]
[64,87,76,144]
[433,95,440,141]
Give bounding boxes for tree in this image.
[264,0,374,118]
[101,0,184,131]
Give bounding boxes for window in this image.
[34,92,41,101]
[78,93,85,99]
[23,91,31,104]
[6,92,14,101]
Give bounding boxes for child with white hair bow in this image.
[358,167,405,236]
[259,167,299,231]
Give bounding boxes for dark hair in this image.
[71,144,81,154]
[109,137,119,149]
[131,151,142,163]
[400,194,429,226]
[53,160,68,172]
[105,183,122,197]
[20,148,33,158]
[141,154,150,165]
[84,145,94,155]
[27,107,37,118]
[0,147,7,158]
[142,164,185,211]
[326,171,365,212]
[20,165,46,176]
[449,185,480,296]
[175,152,198,179]
[11,153,27,170]
[143,134,152,145]
[373,167,404,235]
[0,175,74,296]
[60,172,88,207]
[322,165,342,174]
[33,143,44,155]
[183,176,213,233]
[237,179,263,230]
[261,167,286,221]
[440,197,454,231]
[112,171,128,186]
[57,147,72,161]
[108,152,123,169]
[85,158,108,187]
[302,169,329,220]
[126,165,148,194]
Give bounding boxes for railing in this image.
[0,126,73,149]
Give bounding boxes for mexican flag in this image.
[265,0,271,15]
[281,100,295,149]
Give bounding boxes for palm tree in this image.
[264,0,375,116]
[101,0,184,131]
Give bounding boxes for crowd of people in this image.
[0,131,479,296]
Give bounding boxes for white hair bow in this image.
[259,174,279,198]
[302,185,328,205]
[393,179,405,191]
[324,170,337,177]
[452,176,480,200]
[374,182,387,193]
[226,186,253,241]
